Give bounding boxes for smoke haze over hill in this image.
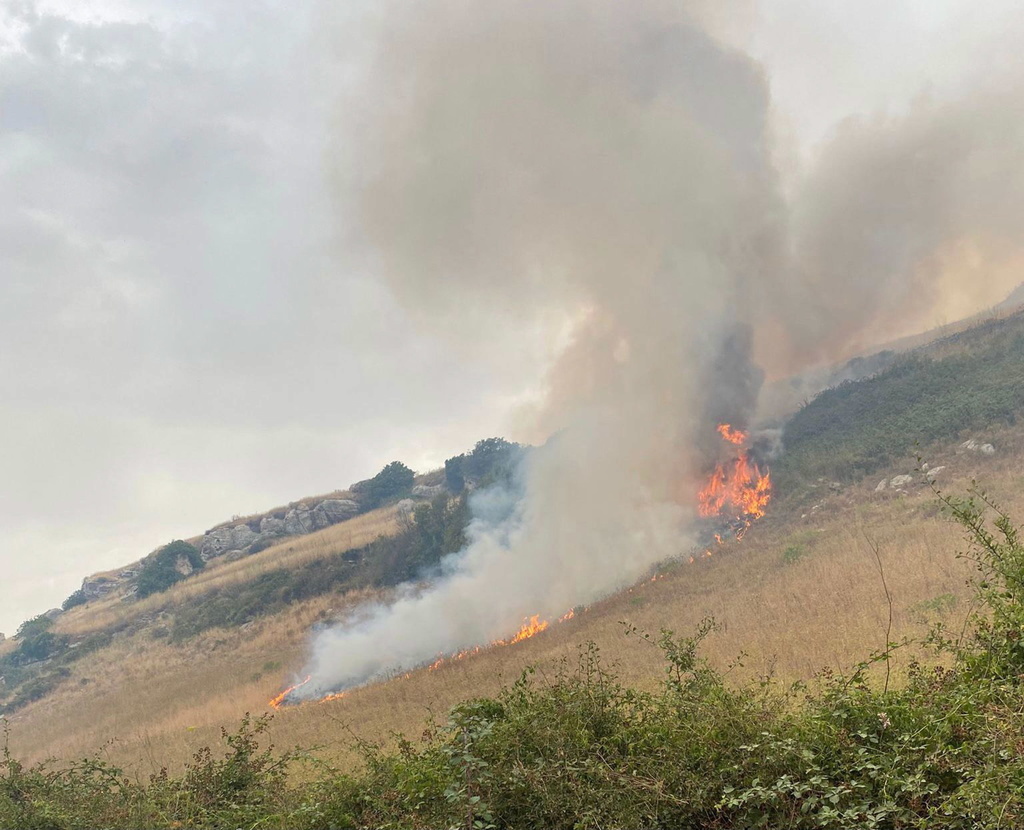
[293,0,1024,695]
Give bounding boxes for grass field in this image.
[8,424,1013,777]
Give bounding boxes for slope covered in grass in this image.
[778,310,1024,486]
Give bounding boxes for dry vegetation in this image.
[10,428,1016,778]
[54,506,400,638]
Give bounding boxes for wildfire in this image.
[716,423,747,446]
[268,676,311,711]
[272,608,582,708]
[698,424,772,534]
[429,610,578,672]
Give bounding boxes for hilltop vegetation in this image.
[3,490,1024,828]
[778,310,1024,487]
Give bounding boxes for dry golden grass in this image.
[55,507,400,638]
[9,432,1020,776]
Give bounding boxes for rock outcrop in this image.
[311,499,360,529]
[81,575,119,601]
[199,497,367,561]
[959,439,996,456]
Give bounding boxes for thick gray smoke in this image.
[296,1,1024,697]
[767,85,1024,372]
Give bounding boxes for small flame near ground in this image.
[269,425,771,710]
[269,610,579,709]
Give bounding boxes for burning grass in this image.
[14,426,1024,775]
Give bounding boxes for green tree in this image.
[359,461,415,510]
[136,540,204,599]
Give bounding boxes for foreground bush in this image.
[4,488,1024,828]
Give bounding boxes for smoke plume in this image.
[296,1,1024,696]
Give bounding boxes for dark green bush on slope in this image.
[6,487,1024,828]
[352,461,415,510]
[136,540,204,599]
[444,438,522,492]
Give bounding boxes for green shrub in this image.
[782,544,806,564]
[352,461,415,510]
[136,540,204,599]
[60,590,87,612]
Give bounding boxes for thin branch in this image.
[862,532,894,695]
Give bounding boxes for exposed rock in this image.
[118,567,139,579]
[259,516,287,537]
[412,484,447,499]
[875,479,889,493]
[959,439,996,456]
[284,506,314,536]
[174,554,195,577]
[200,524,259,561]
[921,462,930,472]
[311,499,360,530]
[828,481,842,493]
[82,575,119,601]
[42,608,62,621]
[396,498,417,514]
[925,466,947,481]
[890,475,914,489]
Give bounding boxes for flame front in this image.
[698,424,772,531]
[268,675,311,710]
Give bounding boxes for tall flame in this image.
[698,424,772,531]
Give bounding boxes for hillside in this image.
[5,310,1024,825]
[3,310,1024,776]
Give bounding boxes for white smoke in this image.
[294,0,1024,697]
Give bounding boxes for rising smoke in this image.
[297,0,1024,697]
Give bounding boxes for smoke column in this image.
[298,0,1024,696]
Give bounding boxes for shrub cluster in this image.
[444,438,522,492]
[135,541,204,599]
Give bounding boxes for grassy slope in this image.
[11,433,1013,774]
[9,313,1024,774]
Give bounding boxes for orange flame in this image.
[268,675,311,711]
[698,424,772,533]
[270,604,585,707]
[427,609,579,673]
[716,423,747,445]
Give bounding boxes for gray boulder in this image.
[925,466,947,481]
[890,475,914,489]
[200,524,259,560]
[311,499,360,530]
[412,484,446,500]
[259,516,287,537]
[980,443,996,456]
[875,479,889,493]
[174,554,195,577]
[284,506,314,535]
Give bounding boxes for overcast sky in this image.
[1,0,1021,635]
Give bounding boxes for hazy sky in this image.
[1,0,1021,635]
